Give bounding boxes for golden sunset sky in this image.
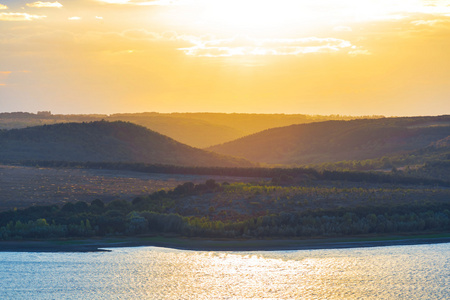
[0,0,449,115]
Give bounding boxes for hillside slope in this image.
[0,112,382,148]
[207,116,450,165]
[172,112,378,136]
[106,113,243,148]
[0,121,252,167]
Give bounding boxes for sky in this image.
[0,0,449,116]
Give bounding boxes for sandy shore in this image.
[1,234,450,253]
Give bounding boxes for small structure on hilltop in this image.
[37,111,52,117]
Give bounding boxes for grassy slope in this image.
[207,116,450,165]
[0,121,252,167]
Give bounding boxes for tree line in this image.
[1,180,449,240]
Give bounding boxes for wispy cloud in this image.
[26,1,63,8]
[179,36,358,57]
[348,49,371,56]
[333,26,352,32]
[411,19,449,26]
[96,0,129,3]
[0,12,46,21]
[0,71,29,74]
[0,4,8,10]
[0,71,11,86]
[68,16,81,20]
[96,0,179,5]
[0,70,31,87]
[122,29,161,39]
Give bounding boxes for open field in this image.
[1,165,449,240]
[0,165,254,211]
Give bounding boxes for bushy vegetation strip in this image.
[1,180,449,241]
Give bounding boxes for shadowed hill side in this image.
[0,112,383,148]
[106,113,381,148]
[106,113,244,148]
[172,112,382,137]
[0,121,253,167]
[207,116,450,165]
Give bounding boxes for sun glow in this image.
[179,0,450,36]
[193,0,316,36]
[200,0,308,35]
[1,0,450,115]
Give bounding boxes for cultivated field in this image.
[0,165,254,211]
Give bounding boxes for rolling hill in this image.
[0,112,382,148]
[106,113,244,148]
[107,112,382,147]
[0,121,253,167]
[207,116,450,165]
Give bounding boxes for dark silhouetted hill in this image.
[0,121,253,167]
[207,116,450,165]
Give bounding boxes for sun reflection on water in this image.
[0,244,449,299]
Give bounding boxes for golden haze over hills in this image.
[0,112,383,148]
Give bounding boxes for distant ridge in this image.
[107,113,244,148]
[207,116,450,165]
[0,112,383,148]
[0,121,253,167]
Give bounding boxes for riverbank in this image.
[1,233,450,252]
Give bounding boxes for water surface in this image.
[1,243,449,299]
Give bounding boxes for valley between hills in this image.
[0,112,449,245]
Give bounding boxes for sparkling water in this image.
[1,243,449,299]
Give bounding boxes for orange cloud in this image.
[333,26,352,32]
[179,36,357,57]
[411,19,450,26]
[122,29,160,40]
[0,71,29,81]
[0,4,7,10]
[0,12,46,21]
[97,0,178,5]
[0,71,11,86]
[26,1,63,8]
[349,49,371,56]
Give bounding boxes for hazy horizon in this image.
[2,110,449,118]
